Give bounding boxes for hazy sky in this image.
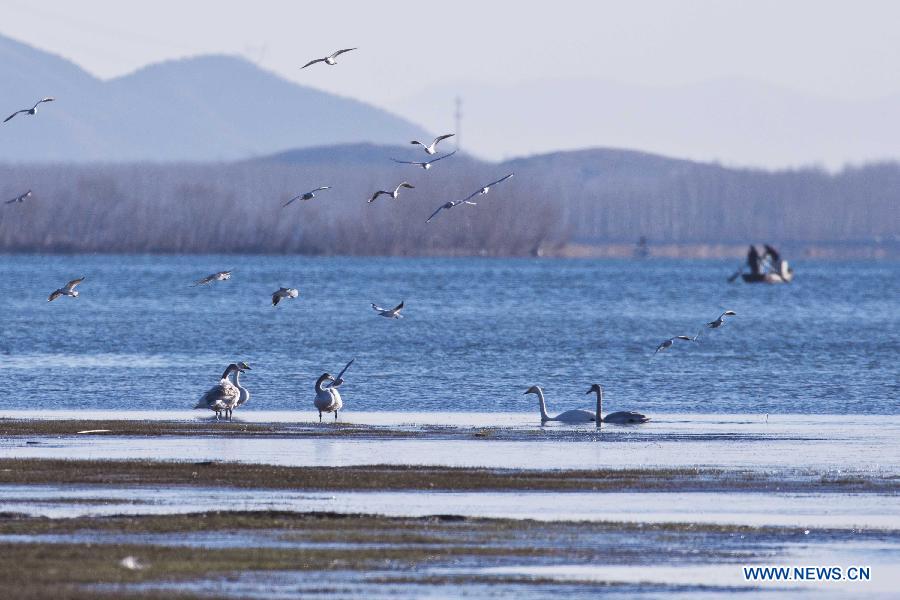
[4,1,900,164]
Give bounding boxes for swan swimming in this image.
[4,97,54,123]
[586,384,650,426]
[410,134,454,155]
[524,385,596,424]
[195,363,249,421]
[314,372,343,422]
[48,277,84,302]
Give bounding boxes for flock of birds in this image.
[4,48,737,427]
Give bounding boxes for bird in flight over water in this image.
[193,270,232,286]
[372,301,404,319]
[283,187,331,207]
[410,134,455,155]
[301,48,357,69]
[271,287,299,306]
[654,335,697,354]
[391,151,457,171]
[48,277,85,302]
[4,98,54,123]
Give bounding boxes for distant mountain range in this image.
[396,78,900,168]
[0,34,429,162]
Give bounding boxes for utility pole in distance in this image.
[455,96,462,152]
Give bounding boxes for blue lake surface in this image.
[0,255,897,414]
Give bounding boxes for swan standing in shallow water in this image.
[195,363,249,421]
[525,385,595,424]
[231,362,252,416]
[314,372,343,422]
[586,384,649,426]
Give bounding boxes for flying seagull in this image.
[705,310,737,330]
[391,150,456,170]
[410,134,454,155]
[283,187,330,207]
[272,287,299,306]
[4,98,54,123]
[369,182,414,203]
[301,48,357,69]
[5,190,32,205]
[372,301,404,319]
[193,270,232,286]
[462,173,515,203]
[48,276,84,302]
[655,335,697,354]
[425,197,477,223]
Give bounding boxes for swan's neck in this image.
[315,374,330,394]
[232,369,244,391]
[594,389,603,429]
[536,389,551,422]
[220,365,234,381]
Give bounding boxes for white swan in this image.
[410,134,454,155]
[232,361,252,415]
[194,363,247,421]
[48,276,85,302]
[525,385,595,424]
[314,372,343,422]
[586,384,649,426]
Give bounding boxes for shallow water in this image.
[0,256,897,414]
[3,412,898,474]
[0,484,896,529]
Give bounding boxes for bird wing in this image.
[193,274,214,286]
[485,173,514,188]
[429,150,457,163]
[432,134,455,145]
[272,293,282,306]
[391,158,421,165]
[48,289,62,302]
[331,48,357,58]
[425,205,446,223]
[392,301,404,312]
[462,189,481,203]
[35,98,54,108]
[301,58,326,69]
[336,358,355,381]
[64,277,85,292]
[282,194,302,207]
[310,186,330,193]
[396,182,414,192]
[369,190,388,203]
[3,110,26,123]
[5,197,17,204]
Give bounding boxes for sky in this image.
[3,0,900,165]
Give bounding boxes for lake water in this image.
[0,255,897,414]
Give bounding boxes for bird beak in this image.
[585,389,592,395]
